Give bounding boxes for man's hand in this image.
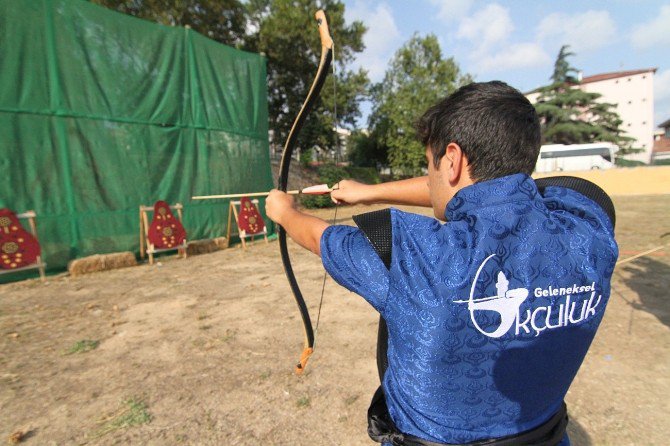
[265,189,329,256]
[331,179,375,205]
[266,189,296,226]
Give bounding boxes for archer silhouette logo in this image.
[455,254,529,338]
[455,254,604,338]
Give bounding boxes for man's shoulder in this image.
[354,207,442,231]
[535,176,616,231]
[388,208,453,243]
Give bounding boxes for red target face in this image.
[238,197,266,235]
[147,201,186,249]
[0,209,41,269]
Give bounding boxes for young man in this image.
[266,81,618,445]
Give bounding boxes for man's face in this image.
[426,146,449,221]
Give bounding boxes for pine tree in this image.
[534,45,640,158]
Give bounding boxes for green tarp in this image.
[0,0,273,278]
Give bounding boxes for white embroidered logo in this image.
[454,254,528,338]
[455,254,602,338]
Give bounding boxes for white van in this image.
[534,143,618,173]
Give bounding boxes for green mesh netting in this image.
[0,0,274,279]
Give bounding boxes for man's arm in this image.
[331,177,432,207]
[266,190,329,256]
[265,174,432,255]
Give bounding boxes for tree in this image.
[94,1,368,159]
[348,130,387,168]
[534,45,639,157]
[246,0,368,157]
[92,0,248,47]
[368,34,471,177]
[551,45,579,84]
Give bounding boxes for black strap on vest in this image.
[352,209,391,383]
[353,176,614,446]
[535,176,615,228]
[352,209,393,269]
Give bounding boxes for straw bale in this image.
[186,237,229,256]
[68,252,137,277]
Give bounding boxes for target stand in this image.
[226,198,268,249]
[0,210,46,281]
[139,202,188,265]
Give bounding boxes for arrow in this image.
[191,183,335,200]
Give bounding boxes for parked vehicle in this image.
[534,143,618,173]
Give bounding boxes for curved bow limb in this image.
[277,10,334,375]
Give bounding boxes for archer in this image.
[266,81,618,445]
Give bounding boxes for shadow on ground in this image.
[567,416,593,445]
[618,256,670,329]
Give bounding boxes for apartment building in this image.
[580,69,656,163]
[526,68,657,163]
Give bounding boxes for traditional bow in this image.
[277,10,334,375]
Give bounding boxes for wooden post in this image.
[226,201,233,245]
[230,201,245,249]
[175,204,187,259]
[139,205,146,260]
[141,208,153,264]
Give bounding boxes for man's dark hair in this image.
[416,81,541,181]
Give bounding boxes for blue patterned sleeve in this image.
[320,225,390,313]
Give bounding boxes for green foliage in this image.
[299,163,380,209]
[551,45,579,84]
[94,398,152,438]
[220,328,238,342]
[348,130,387,168]
[344,167,381,185]
[91,0,248,47]
[367,34,472,177]
[535,46,642,158]
[300,147,314,168]
[64,339,100,355]
[247,0,369,157]
[616,158,647,167]
[94,1,369,160]
[300,163,348,208]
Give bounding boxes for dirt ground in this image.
[1,193,669,445]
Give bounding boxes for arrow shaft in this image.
[191,185,332,200]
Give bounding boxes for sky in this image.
[341,0,670,128]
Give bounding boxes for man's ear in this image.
[442,142,464,183]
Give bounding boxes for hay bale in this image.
[214,236,229,250]
[68,252,137,277]
[186,237,229,256]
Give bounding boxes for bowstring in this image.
[312,43,340,350]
